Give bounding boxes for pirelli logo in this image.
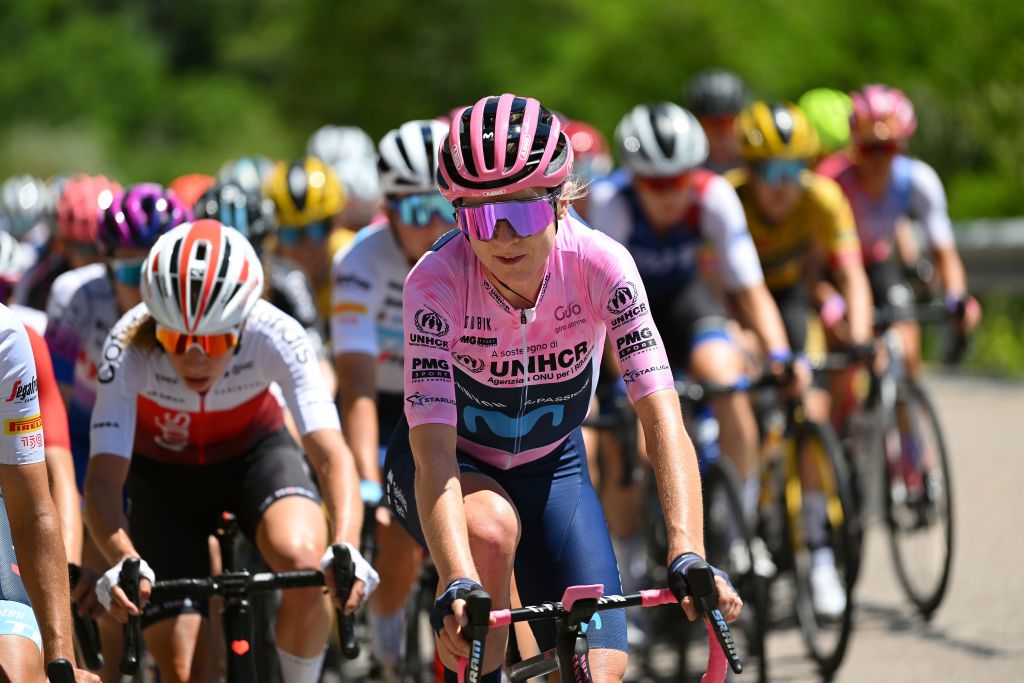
[332,301,369,315]
[4,414,43,435]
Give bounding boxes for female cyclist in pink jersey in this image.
[383,94,741,682]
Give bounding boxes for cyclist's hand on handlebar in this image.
[668,552,743,623]
[946,293,982,334]
[95,557,154,624]
[70,563,103,618]
[429,578,490,661]
[321,543,379,614]
[769,351,810,398]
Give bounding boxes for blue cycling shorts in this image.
[384,417,627,653]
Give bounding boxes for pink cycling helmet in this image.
[57,175,123,244]
[849,84,917,145]
[437,93,573,202]
[100,182,192,254]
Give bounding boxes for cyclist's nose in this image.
[492,221,519,243]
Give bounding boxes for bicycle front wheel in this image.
[885,380,954,619]
[787,419,856,679]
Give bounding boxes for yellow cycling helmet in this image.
[737,101,820,160]
[263,156,346,228]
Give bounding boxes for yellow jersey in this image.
[727,169,861,291]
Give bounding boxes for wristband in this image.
[819,294,847,328]
[360,480,384,506]
[767,349,792,365]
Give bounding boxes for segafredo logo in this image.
[5,377,38,404]
[413,307,450,337]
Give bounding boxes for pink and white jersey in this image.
[402,215,674,470]
[818,153,955,264]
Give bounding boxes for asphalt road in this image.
[765,372,1024,682]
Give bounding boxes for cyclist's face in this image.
[633,179,695,229]
[464,189,558,295]
[165,344,234,394]
[109,246,148,314]
[700,115,742,167]
[751,174,803,223]
[388,210,452,264]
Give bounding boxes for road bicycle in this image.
[458,561,741,683]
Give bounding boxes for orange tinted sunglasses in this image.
[155,325,238,356]
[635,173,691,192]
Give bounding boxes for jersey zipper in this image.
[198,394,206,465]
[508,309,530,469]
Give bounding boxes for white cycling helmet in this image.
[1,175,50,237]
[615,102,709,177]
[377,120,450,195]
[307,125,382,206]
[141,219,265,336]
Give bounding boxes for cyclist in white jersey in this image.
[84,221,375,683]
[331,119,454,672]
[589,103,802,566]
[0,303,99,682]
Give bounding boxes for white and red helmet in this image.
[849,84,917,145]
[141,219,264,336]
[437,93,573,202]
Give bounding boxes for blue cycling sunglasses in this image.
[387,193,456,228]
[108,257,145,287]
[754,158,806,184]
[277,220,329,247]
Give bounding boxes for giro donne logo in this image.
[607,282,638,314]
[414,307,450,337]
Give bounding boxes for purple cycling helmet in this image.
[437,93,573,202]
[100,182,192,253]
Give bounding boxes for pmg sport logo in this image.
[414,307,450,337]
[607,281,638,314]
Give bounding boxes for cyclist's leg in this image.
[82,535,125,683]
[127,456,217,682]
[234,429,328,680]
[384,419,519,680]
[0,493,43,681]
[506,429,627,681]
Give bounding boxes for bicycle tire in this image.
[788,418,856,679]
[885,380,954,619]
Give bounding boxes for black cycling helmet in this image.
[685,69,749,117]
[193,181,277,244]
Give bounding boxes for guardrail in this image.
[953,219,1024,292]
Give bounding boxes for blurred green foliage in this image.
[2,0,1022,218]
[2,0,1022,376]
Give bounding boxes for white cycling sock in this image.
[276,646,326,683]
[368,607,406,665]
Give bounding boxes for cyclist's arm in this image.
[633,389,706,561]
[910,160,967,297]
[25,324,83,564]
[268,313,363,544]
[700,176,791,355]
[300,428,364,544]
[335,353,381,484]
[83,454,138,564]
[330,247,385,484]
[0,461,77,664]
[832,257,873,344]
[84,329,141,565]
[409,423,478,585]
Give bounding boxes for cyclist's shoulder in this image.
[903,156,943,191]
[408,229,465,282]
[49,262,108,306]
[589,169,631,201]
[815,151,853,180]
[332,221,399,273]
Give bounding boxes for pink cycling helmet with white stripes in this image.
[437,93,573,202]
[849,84,918,145]
[57,174,123,244]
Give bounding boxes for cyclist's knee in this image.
[257,496,328,571]
[0,634,42,683]
[144,615,207,683]
[690,338,745,384]
[461,481,520,583]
